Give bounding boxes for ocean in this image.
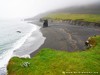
[0,20,45,75]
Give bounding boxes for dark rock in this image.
[43,19,48,28]
[95,23,100,27]
[17,31,21,33]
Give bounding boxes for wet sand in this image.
[30,21,100,57]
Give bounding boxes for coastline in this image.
[30,20,100,57]
[13,22,46,57]
[7,20,100,75]
[0,20,46,75]
[0,20,38,75]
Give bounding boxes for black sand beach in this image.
[30,21,100,57]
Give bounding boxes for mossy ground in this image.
[44,14,100,23]
[7,36,100,75]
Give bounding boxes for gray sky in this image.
[0,0,99,19]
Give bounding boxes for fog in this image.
[0,0,100,19]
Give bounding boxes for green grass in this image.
[44,13,100,23]
[7,36,100,75]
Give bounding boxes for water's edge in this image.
[0,21,46,75]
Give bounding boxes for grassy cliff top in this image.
[43,14,100,23]
[7,36,100,75]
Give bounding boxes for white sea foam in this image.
[12,23,37,53]
[0,49,14,75]
[13,25,46,57]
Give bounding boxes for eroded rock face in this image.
[62,19,100,27]
[41,18,100,27]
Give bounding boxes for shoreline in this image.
[0,20,37,75]
[6,20,100,74]
[13,22,46,57]
[30,20,100,57]
[0,21,46,75]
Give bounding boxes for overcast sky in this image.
[0,0,100,19]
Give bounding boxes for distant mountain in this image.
[27,2,100,20]
[52,2,100,14]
